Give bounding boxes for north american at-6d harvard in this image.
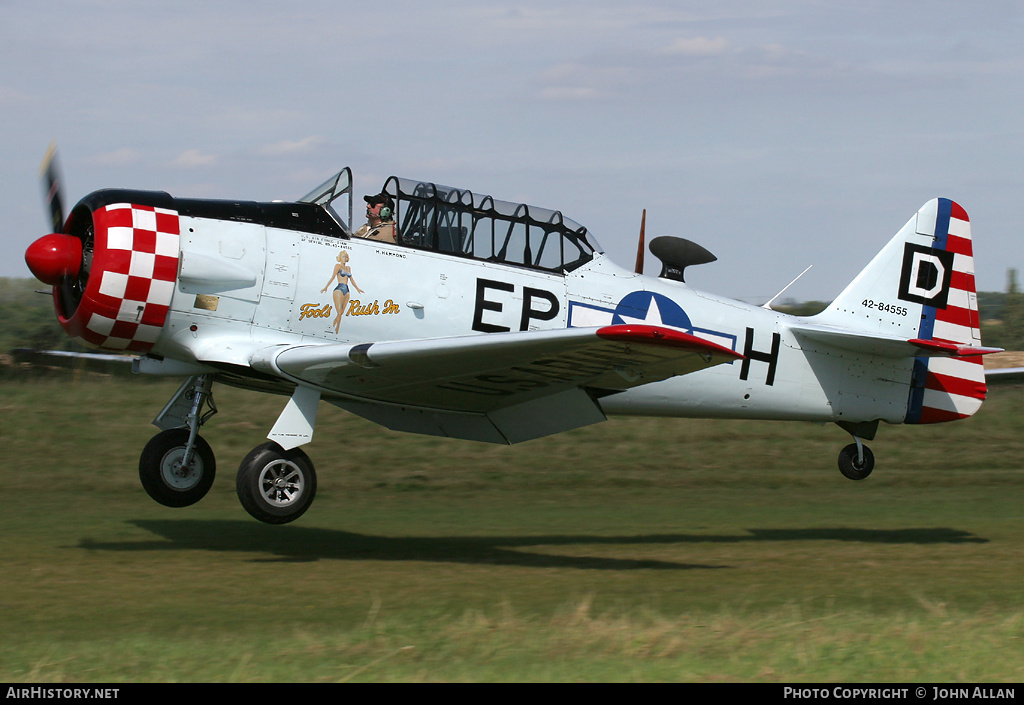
[25,146,1004,524]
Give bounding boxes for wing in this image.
[10,348,134,374]
[249,324,743,444]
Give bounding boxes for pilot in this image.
[354,192,397,243]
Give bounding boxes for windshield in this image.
[298,167,353,233]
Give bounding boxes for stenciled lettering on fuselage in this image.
[740,327,780,386]
[472,278,560,333]
[898,243,954,309]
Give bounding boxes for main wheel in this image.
[139,429,216,507]
[236,442,317,524]
[838,443,874,480]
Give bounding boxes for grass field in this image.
[1,374,1022,682]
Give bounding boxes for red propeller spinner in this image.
[25,232,82,285]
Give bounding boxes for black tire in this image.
[139,429,216,507]
[236,442,317,524]
[838,443,874,480]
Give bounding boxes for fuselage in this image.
[32,175,976,432]
[151,208,908,427]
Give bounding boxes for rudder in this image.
[905,199,986,423]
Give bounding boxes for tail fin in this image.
[815,198,985,423]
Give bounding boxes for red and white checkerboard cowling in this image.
[61,203,180,352]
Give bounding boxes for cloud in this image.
[659,36,731,57]
[0,86,34,109]
[535,85,607,102]
[169,149,218,168]
[86,148,142,167]
[532,61,634,102]
[527,33,872,108]
[258,136,326,157]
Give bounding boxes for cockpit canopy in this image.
[300,168,603,274]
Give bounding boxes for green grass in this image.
[1,376,1022,682]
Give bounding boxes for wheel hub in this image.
[259,460,304,507]
[160,449,202,490]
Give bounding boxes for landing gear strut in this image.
[139,375,218,506]
[836,421,877,480]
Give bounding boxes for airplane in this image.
[24,146,1006,524]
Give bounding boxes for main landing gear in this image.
[835,421,877,481]
[137,375,318,524]
[236,442,317,525]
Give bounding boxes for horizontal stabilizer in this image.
[986,367,1024,385]
[908,339,1002,357]
[791,324,1002,359]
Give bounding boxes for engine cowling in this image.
[25,190,181,352]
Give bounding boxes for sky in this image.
[3,0,1022,304]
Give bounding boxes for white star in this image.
[616,296,684,330]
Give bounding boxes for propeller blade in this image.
[40,142,65,232]
[634,209,646,274]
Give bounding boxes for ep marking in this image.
[472,278,561,332]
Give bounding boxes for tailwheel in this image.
[838,442,874,481]
[236,442,317,524]
[139,429,216,507]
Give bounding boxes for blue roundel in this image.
[611,291,692,332]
